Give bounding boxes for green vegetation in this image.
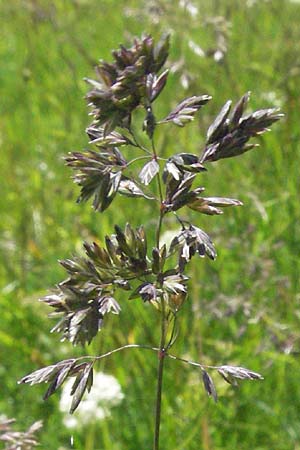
[1,1,300,449]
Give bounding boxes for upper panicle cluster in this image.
[85,34,170,134]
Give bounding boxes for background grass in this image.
[1,0,300,449]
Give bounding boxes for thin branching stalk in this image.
[152,127,168,449]
[126,155,152,167]
[128,127,152,155]
[80,344,160,363]
[154,296,167,450]
[155,210,164,249]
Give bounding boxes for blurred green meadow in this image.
[1,0,300,448]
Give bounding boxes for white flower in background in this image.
[179,0,198,18]
[180,73,190,90]
[213,50,224,62]
[246,0,257,6]
[188,40,205,57]
[246,0,271,6]
[59,372,124,429]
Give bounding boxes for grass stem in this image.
[153,297,167,450]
